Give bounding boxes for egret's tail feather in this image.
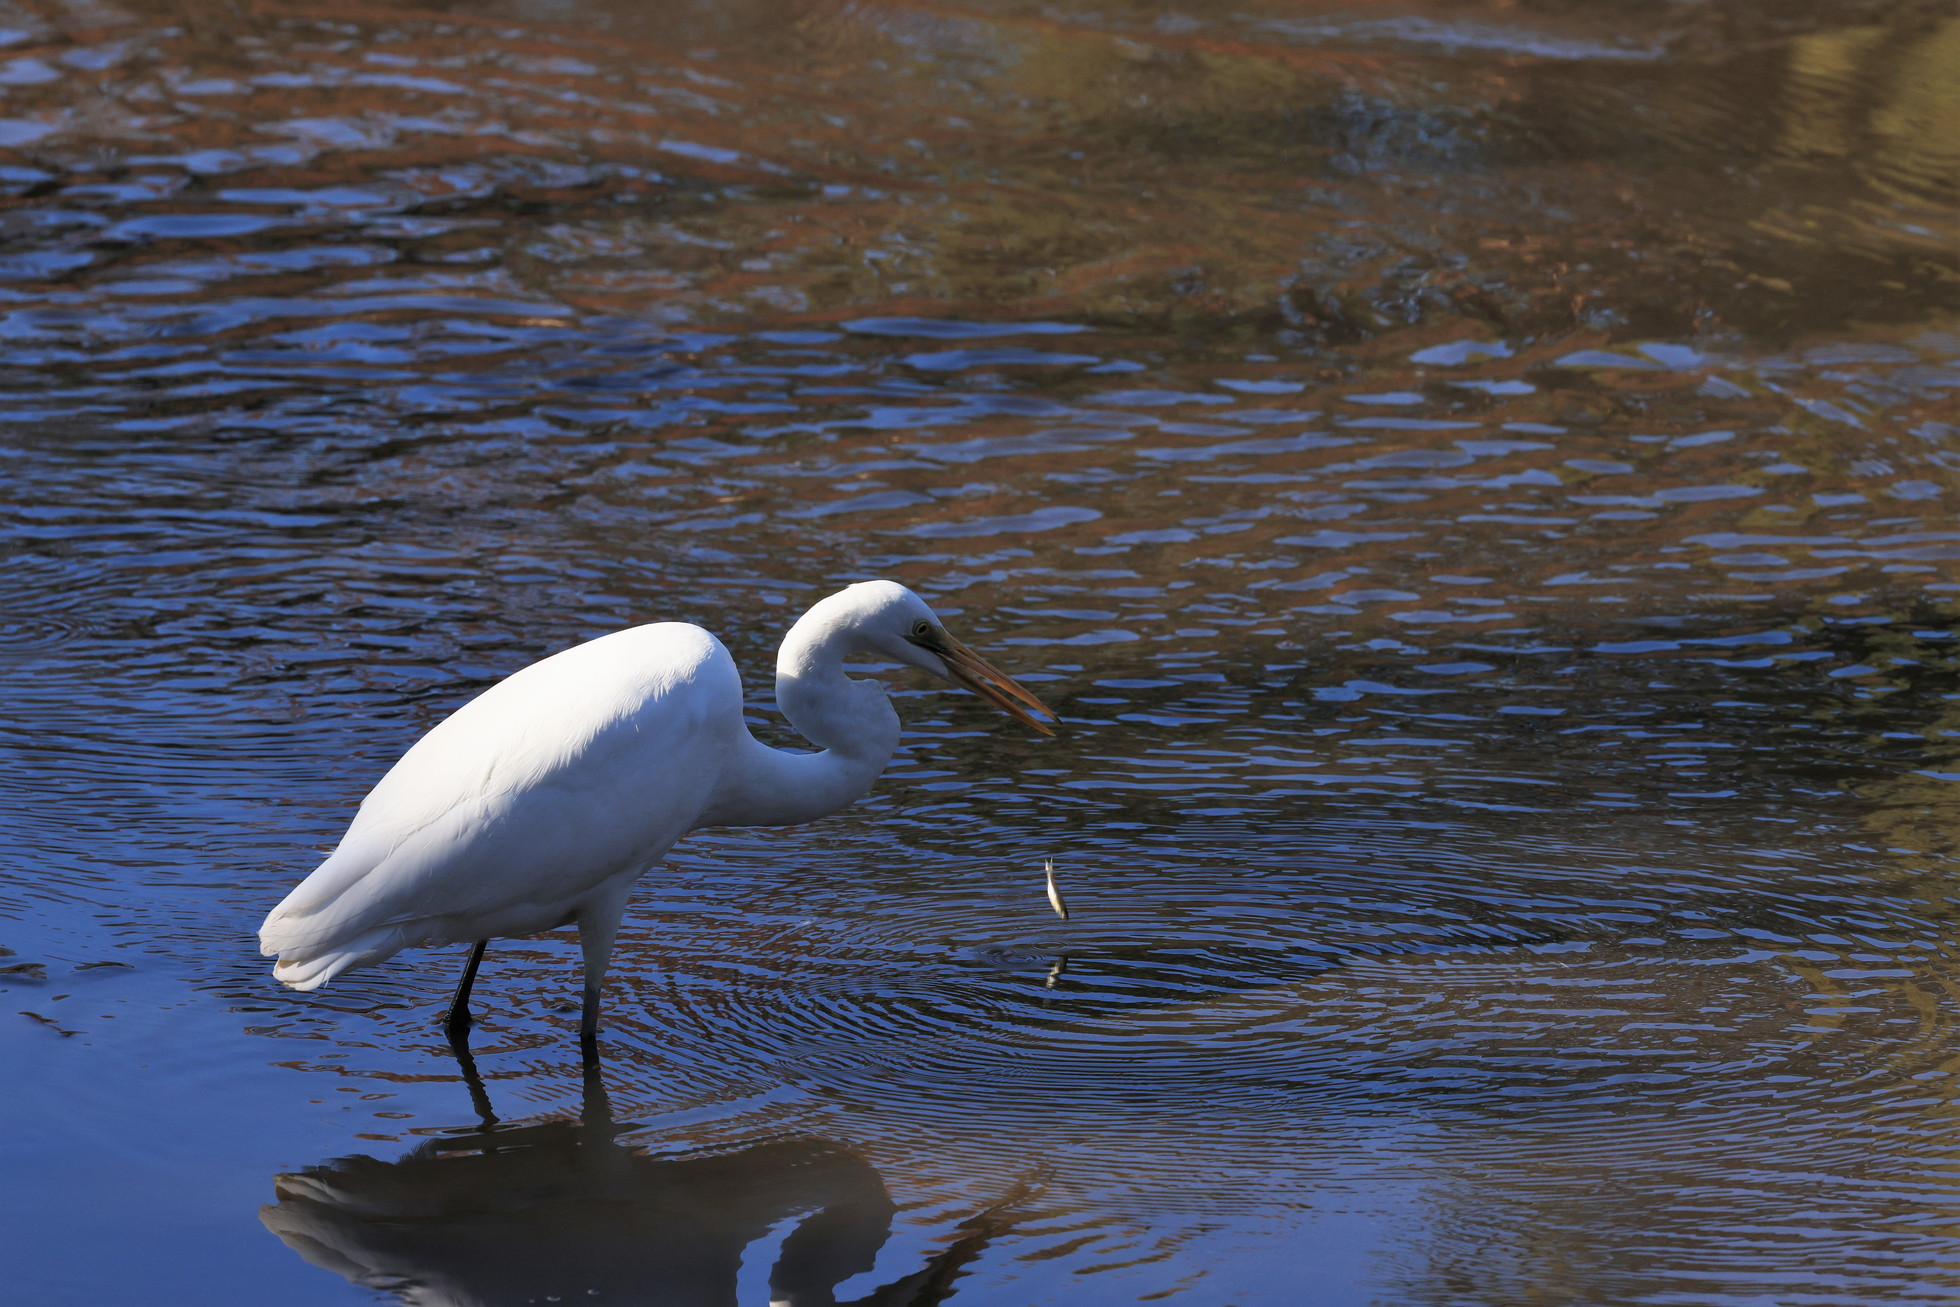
[268,926,403,992]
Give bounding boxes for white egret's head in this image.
[832,580,1058,735]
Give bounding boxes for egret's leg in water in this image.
[575,877,635,1051]
[442,939,488,1033]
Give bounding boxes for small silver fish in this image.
[1044,858,1069,921]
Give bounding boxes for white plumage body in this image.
[262,623,740,990]
[257,580,1055,1041]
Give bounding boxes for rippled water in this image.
[5,0,1960,1302]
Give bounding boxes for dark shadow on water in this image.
[260,1049,1027,1306]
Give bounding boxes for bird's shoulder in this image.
[485,621,737,715]
[363,623,743,810]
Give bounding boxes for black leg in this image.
[442,939,488,1034]
[578,981,601,1061]
[577,1043,613,1137]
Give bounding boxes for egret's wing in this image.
[261,623,741,959]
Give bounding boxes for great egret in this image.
[259,580,1056,1044]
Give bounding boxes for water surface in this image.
[5,0,1960,1302]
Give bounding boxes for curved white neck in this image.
[697,609,901,829]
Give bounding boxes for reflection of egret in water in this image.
[262,1047,1023,1306]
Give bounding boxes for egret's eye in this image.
[910,620,934,641]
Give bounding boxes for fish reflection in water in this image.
[261,1058,1008,1306]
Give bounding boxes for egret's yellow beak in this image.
[911,627,1058,736]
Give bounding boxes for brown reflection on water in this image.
[0,0,1950,335]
